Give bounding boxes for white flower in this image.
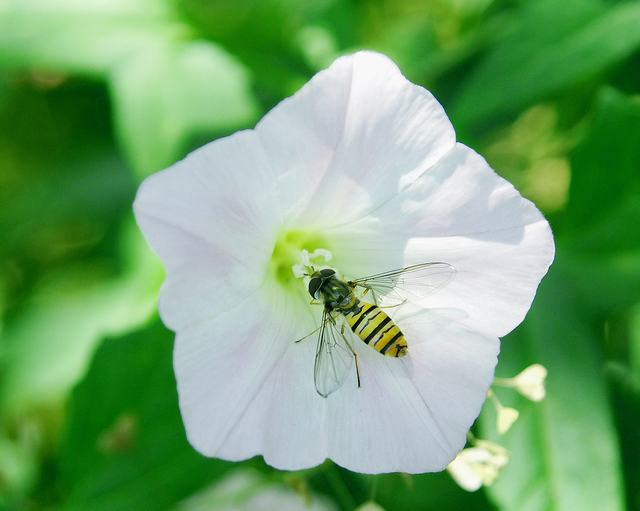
[447,441,509,491]
[176,469,336,511]
[133,51,555,473]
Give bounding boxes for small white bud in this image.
[512,364,548,401]
[496,406,519,435]
[447,441,509,492]
[487,388,519,434]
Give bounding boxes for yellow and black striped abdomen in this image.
[343,301,408,358]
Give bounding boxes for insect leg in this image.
[378,299,407,310]
[367,286,380,306]
[354,352,361,388]
[343,336,361,389]
[295,325,322,343]
[362,285,381,306]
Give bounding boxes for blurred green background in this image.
[1,0,639,509]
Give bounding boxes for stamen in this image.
[292,248,335,279]
[269,229,331,286]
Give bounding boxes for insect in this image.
[300,262,455,397]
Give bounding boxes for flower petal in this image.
[133,130,283,330]
[174,284,315,458]
[216,330,329,468]
[326,311,497,473]
[214,309,497,474]
[255,51,456,226]
[332,143,555,338]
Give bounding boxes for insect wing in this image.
[350,262,455,305]
[314,309,356,398]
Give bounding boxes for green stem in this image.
[369,475,379,502]
[323,463,357,511]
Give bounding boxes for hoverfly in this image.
[300,262,455,397]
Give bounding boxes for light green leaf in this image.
[480,266,625,511]
[0,0,180,75]
[0,224,162,417]
[452,0,640,131]
[110,40,258,176]
[0,0,258,177]
[58,319,231,511]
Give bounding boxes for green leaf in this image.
[0,225,162,417]
[558,250,640,313]
[0,0,259,177]
[110,40,258,177]
[555,89,640,312]
[565,88,640,248]
[452,0,640,131]
[480,265,625,511]
[58,319,231,511]
[0,0,179,76]
[605,312,640,511]
[632,306,640,381]
[371,472,494,511]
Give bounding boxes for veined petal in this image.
[217,331,329,469]
[174,283,315,458]
[333,143,555,338]
[255,51,456,227]
[215,309,496,474]
[325,309,497,473]
[134,130,283,330]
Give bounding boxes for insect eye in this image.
[308,277,322,298]
[319,268,335,278]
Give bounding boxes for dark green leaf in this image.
[0,0,259,178]
[58,319,232,511]
[371,472,495,511]
[0,229,161,417]
[555,89,640,312]
[606,362,640,511]
[480,266,625,511]
[558,250,640,313]
[565,88,640,247]
[453,0,640,131]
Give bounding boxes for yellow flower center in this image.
[269,229,331,287]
